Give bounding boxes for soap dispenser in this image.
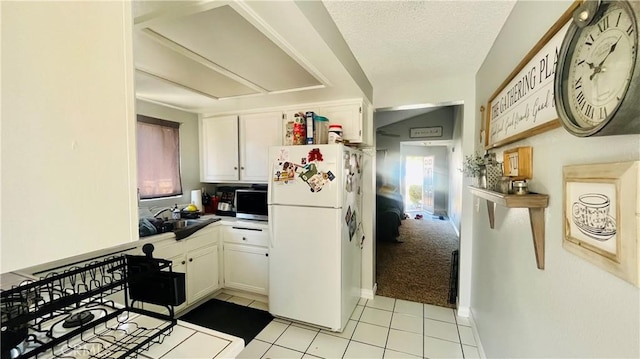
[171,204,181,220]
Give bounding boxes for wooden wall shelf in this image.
[469,186,549,270]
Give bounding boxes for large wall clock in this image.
[554,0,640,137]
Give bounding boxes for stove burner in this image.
[62,311,95,328]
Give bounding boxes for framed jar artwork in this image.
[503,146,532,180]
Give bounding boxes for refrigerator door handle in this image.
[268,222,274,248]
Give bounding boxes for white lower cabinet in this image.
[142,223,270,315]
[142,227,221,315]
[222,225,269,295]
[187,244,220,303]
[223,244,268,294]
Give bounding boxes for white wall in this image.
[448,105,463,235]
[474,1,640,357]
[1,1,137,272]
[136,100,201,212]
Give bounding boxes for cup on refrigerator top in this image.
[328,124,342,143]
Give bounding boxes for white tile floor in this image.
[215,293,480,359]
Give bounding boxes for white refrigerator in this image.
[268,144,362,332]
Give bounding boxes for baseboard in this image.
[221,288,269,304]
[449,217,460,237]
[456,305,470,317]
[468,308,487,359]
[360,283,377,299]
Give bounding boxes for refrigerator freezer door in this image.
[268,205,345,330]
[268,144,343,208]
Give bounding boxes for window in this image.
[137,115,183,199]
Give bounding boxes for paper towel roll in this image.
[191,190,203,212]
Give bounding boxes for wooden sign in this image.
[484,2,580,149]
[409,126,442,138]
[503,146,532,180]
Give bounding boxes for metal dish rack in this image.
[0,253,182,359]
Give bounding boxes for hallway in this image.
[376,213,459,308]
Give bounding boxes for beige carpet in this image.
[376,214,459,308]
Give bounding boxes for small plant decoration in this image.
[461,152,486,178]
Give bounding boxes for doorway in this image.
[404,155,435,215]
[373,104,463,308]
[375,141,459,307]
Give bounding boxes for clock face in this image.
[560,1,638,131]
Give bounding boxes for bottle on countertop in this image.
[202,188,211,213]
[171,204,181,219]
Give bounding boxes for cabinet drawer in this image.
[224,226,268,247]
[185,226,219,251]
[152,242,183,261]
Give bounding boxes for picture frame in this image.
[503,146,532,180]
[563,161,639,287]
[409,126,442,138]
[484,1,580,149]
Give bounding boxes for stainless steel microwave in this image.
[235,189,268,221]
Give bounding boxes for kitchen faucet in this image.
[153,207,172,218]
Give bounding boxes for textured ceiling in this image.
[323,0,516,96]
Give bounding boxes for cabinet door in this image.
[187,243,220,304]
[239,112,282,182]
[201,115,239,182]
[142,253,187,315]
[321,102,363,143]
[223,243,269,295]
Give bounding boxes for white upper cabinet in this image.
[239,112,282,182]
[319,100,364,144]
[281,99,370,145]
[200,112,281,183]
[200,115,239,182]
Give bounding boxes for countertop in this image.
[1,271,245,359]
[138,214,268,243]
[140,320,244,359]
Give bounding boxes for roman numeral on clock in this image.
[586,34,595,46]
[628,24,634,36]
[576,91,586,107]
[598,15,610,32]
[585,104,594,119]
[575,77,583,90]
[599,106,608,120]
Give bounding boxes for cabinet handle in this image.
[232,226,262,232]
[242,237,247,241]
[265,253,269,257]
[234,166,238,170]
[181,261,186,265]
[241,166,245,170]
[189,258,193,262]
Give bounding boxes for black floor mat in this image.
[179,299,273,344]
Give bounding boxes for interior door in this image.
[423,156,435,214]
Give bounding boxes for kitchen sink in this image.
[173,217,221,240]
[139,217,221,239]
[184,219,208,227]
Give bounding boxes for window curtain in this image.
[137,115,183,199]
